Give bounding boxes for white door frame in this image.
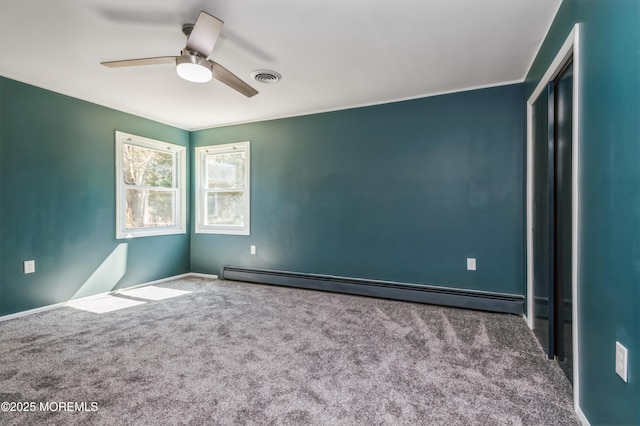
[525,24,584,421]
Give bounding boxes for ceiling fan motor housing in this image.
[181,23,195,36]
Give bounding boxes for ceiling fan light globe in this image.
[176,56,212,83]
[176,62,212,83]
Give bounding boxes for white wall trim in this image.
[526,23,583,423]
[189,273,219,280]
[114,131,187,240]
[194,141,251,236]
[576,405,590,426]
[0,272,217,323]
[0,300,71,323]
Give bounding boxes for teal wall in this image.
[191,84,526,296]
[526,0,640,423]
[0,77,190,316]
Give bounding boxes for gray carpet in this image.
[0,277,578,425]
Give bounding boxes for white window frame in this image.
[115,131,186,239]
[195,141,251,235]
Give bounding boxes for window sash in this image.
[124,184,179,191]
[124,188,178,230]
[204,151,246,191]
[202,190,246,228]
[122,142,178,189]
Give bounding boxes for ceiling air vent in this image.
[251,70,282,84]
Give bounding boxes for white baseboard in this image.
[189,272,219,280]
[576,404,590,425]
[0,272,218,323]
[0,300,71,323]
[111,273,193,296]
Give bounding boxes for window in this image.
[195,142,250,235]
[115,131,186,239]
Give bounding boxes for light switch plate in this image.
[24,260,35,274]
[467,258,476,271]
[250,245,256,255]
[616,341,628,382]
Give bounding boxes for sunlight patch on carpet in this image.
[119,286,191,301]
[67,295,146,314]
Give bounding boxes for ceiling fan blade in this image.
[186,12,223,58]
[209,60,258,97]
[101,56,177,68]
[94,7,177,26]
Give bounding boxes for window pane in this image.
[205,192,244,226]
[206,152,245,189]
[123,144,174,188]
[126,189,175,228]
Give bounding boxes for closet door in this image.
[554,60,573,382]
[532,58,573,384]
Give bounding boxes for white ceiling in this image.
[0,0,561,130]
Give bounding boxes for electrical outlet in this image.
[466,258,476,271]
[24,260,35,274]
[250,245,256,255]
[616,341,628,382]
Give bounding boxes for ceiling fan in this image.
[101,11,258,97]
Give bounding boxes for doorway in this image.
[526,24,581,400]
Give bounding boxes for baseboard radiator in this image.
[221,266,524,315]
